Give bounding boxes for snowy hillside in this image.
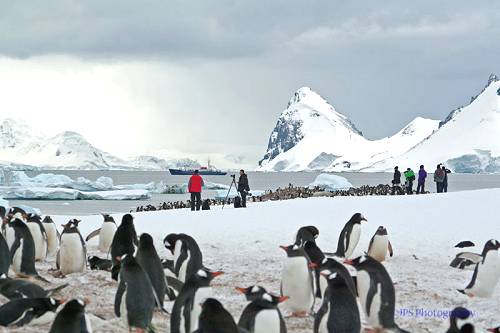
[258,87,439,172]
[367,75,500,173]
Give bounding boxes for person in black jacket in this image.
[391,166,401,195]
[237,169,250,208]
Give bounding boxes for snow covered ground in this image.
[2,188,499,332]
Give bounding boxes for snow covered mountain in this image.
[367,74,500,173]
[258,87,439,172]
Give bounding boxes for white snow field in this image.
[3,189,500,332]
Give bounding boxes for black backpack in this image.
[233,196,241,208]
[202,200,210,210]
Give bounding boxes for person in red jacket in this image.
[188,170,204,211]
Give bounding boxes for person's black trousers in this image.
[190,192,201,211]
[416,181,425,194]
[436,183,443,193]
[240,191,247,208]
[406,181,413,194]
[443,182,448,192]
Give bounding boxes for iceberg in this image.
[308,173,353,191]
[0,187,150,200]
[9,171,116,191]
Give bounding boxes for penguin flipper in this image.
[388,240,394,257]
[85,228,101,242]
[114,279,125,317]
[166,276,184,293]
[15,310,36,327]
[34,274,50,284]
[45,283,69,296]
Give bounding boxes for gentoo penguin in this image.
[294,226,319,247]
[164,233,204,283]
[56,219,86,276]
[171,268,224,333]
[195,298,239,333]
[335,213,367,258]
[110,214,138,269]
[42,216,59,257]
[309,257,357,300]
[450,252,482,270]
[237,289,288,333]
[88,255,113,271]
[303,241,327,299]
[136,233,175,308]
[85,213,117,253]
[0,275,67,299]
[26,214,48,261]
[48,299,92,333]
[0,232,10,276]
[446,307,474,333]
[367,226,394,262]
[314,270,360,333]
[8,217,46,281]
[458,239,500,297]
[3,209,26,249]
[279,244,315,317]
[115,254,156,331]
[344,255,409,333]
[0,297,62,327]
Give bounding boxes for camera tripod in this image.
[222,175,239,210]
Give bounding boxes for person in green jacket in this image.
[404,168,416,194]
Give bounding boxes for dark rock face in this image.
[259,115,304,166]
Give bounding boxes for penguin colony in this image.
[0,205,499,332]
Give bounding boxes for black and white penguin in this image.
[110,214,138,268]
[237,289,288,333]
[335,213,367,258]
[303,241,327,299]
[136,233,175,308]
[195,298,240,333]
[344,255,409,333]
[171,268,224,333]
[8,217,46,281]
[294,226,319,247]
[48,299,92,333]
[164,233,204,283]
[0,232,10,276]
[367,226,394,262]
[3,209,26,249]
[0,275,67,299]
[450,252,482,270]
[26,214,48,261]
[114,254,156,332]
[42,216,60,257]
[0,297,62,327]
[446,307,474,333]
[85,213,117,253]
[309,257,357,300]
[56,219,86,276]
[279,244,315,317]
[314,269,360,333]
[458,239,500,297]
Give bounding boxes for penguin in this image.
[0,297,62,327]
[303,241,327,299]
[314,270,360,333]
[85,213,117,253]
[88,256,113,271]
[110,214,138,269]
[237,290,288,333]
[42,216,60,257]
[195,298,240,333]
[279,244,315,317]
[344,255,409,333]
[8,217,46,281]
[367,226,393,262]
[0,232,10,276]
[136,233,175,308]
[115,254,157,331]
[164,233,204,283]
[294,226,319,247]
[335,213,367,258]
[0,275,68,299]
[458,239,500,297]
[26,214,48,261]
[446,307,474,333]
[171,268,224,333]
[450,252,482,270]
[309,256,357,300]
[48,299,93,333]
[2,209,25,249]
[56,219,86,276]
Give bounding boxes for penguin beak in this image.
[308,263,318,269]
[115,256,122,262]
[487,329,496,333]
[279,245,288,251]
[278,296,289,303]
[83,298,90,305]
[235,287,247,294]
[211,271,224,278]
[343,259,354,265]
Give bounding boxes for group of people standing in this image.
[392,164,451,194]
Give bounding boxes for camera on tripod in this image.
[230,174,236,179]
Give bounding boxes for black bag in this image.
[233,196,241,208]
[202,199,210,210]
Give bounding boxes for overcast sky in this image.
[0,1,499,165]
